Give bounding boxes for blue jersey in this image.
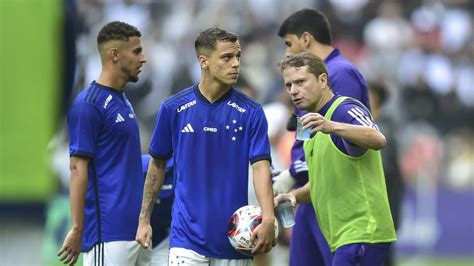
[141,154,175,248]
[149,84,271,259]
[68,81,143,251]
[289,48,369,184]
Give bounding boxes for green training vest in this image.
[303,96,397,251]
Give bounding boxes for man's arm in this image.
[301,112,386,150]
[274,182,311,208]
[250,160,276,254]
[291,182,311,204]
[136,157,166,248]
[58,156,89,265]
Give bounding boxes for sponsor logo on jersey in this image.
[177,100,196,113]
[103,94,112,109]
[227,101,246,113]
[181,123,194,133]
[115,113,125,123]
[203,127,218,132]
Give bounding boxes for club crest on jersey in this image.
[177,100,196,113]
[226,119,244,141]
[227,101,246,113]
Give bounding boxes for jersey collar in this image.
[324,48,341,63]
[194,83,234,105]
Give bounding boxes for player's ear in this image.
[301,32,312,49]
[110,48,119,63]
[199,55,208,69]
[319,73,328,89]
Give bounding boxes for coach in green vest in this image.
[274,52,396,265]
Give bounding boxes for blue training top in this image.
[68,81,143,251]
[290,48,370,186]
[149,84,271,259]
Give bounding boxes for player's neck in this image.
[198,78,231,103]
[97,69,126,92]
[311,44,334,61]
[313,91,334,113]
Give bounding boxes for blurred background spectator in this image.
[0,0,473,265]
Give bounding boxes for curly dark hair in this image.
[97,21,141,47]
[194,28,238,57]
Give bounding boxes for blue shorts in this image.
[333,243,390,266]
[290,203,333,266]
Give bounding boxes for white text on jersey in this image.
[177,100,196,113]
[203,127,218,132]
[227,101,246,113]
[103,94,112,109]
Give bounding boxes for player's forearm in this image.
[252,160,275,222]
[139,158,166,223]
[291,182,311,204]
[69,157,89,232]
[331,122,386,150]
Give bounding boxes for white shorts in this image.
[83,241,151,266]
[169,247,252,266]
[151,236,170,266]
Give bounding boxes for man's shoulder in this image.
[163,86,196,109]
[230,88,261,111]
[333,97,371,122]
[327,57,359,75]
[72,83,112,109]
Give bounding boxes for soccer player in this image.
[141,154,174,265]
[57,21,148,265]
[136,28,276,265]
[272,8,370,266]
[275,52,397,265]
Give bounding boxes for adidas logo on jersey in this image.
[115,113,125,123]
[181,123,194,133]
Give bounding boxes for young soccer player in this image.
[58,21,148,265]
[136,28,276,265]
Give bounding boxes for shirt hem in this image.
[249,154,271,165]
[81,235,138,252]
[330,237,397,252]
[169,242,250,260]
[149,149,172,161]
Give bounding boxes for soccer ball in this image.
[227,205,279,255]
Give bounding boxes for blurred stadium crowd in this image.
[71,0,473,189]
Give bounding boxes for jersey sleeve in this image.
[149,103,173,160]
[249,106,271,164]
[288,139,309,182]
[334,100,380,156]
[67,102,102,158]
[341,102,379,130]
